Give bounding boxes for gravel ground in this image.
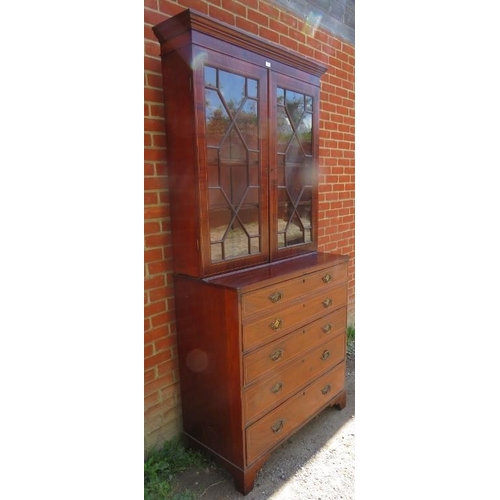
[176,351,355,499]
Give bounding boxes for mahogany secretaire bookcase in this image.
[152,9,349,494]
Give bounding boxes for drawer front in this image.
[244,333,345,424]
[243,307,347,386]
[246,362,345,464]
[242,263,347,318]
[242,284,347,352]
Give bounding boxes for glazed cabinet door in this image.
[269,72,320,261]
[194,48,270,276]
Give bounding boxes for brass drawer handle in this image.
[322,297,333,308]
[270,381,284,394]
[270,318,283,330]
[322,323,332,333]
[269,291,283,303]
[322,273,332,283]
[270,348,284,361]
[321,350,331,360]
[271,419,284,433]
[321,384,331,395]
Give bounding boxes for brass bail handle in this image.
[322,297,333,308]
[271,419,284,433]
[270,381,284,394]
[321,384,331,395]
[270,348,284,361]
[270,318,283,330]
[322,273,332,283]
[268,291,283,303]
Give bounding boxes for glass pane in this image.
[275,87,315,250]
[205,66,262,264]
[305,95,313,112]
[210,208,232,243]
[204,66,217,87]
[286,213,304,246]
[209,187,228,209]
[285,165,304,203]
[286,136,304,164]
[236,99,258,150]
[224,220,249,260]
[285,91,304,127]
[219,70,245,113]
[248,165,259,187]
[207,149,219,188]
[220,128,246,161]
[211,242,223,262]
[250,237,260,254]
[277,107,293,154]
[247,78,258,98]
[297,113,312,156]
[278,233,285,248]
[205,89,230,147]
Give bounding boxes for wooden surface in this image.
[152,10,349,495]
[174,252,348,494]
[153,9,327,278]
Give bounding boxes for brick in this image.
[149,286,171,302]
[144,391,159,410]
[208,5,235,25]
[144,221,161,235]
[144,300,167,318]
[235,17,259,35]
[145,163,155,177]
[271,19,288,37]
[145,192,158,205]
[144,8,168,28]
[145,233,170,248]
[174,0,209,15]
[247,8,269,27]
[155,335,177,353]
[146,72,163,89]
[144,375,173,397]
[259,26,280,44]
[151,311,173,328]
[145,350,171,371]
[144,118,165,133]
[145,248,163,264]
[145,205,167,220]
[144,148,167,161]
[144,176,168,191]
[145,343,154,358]
[145,368,156,384]
[222,0,246,17]
[145,325,169,345]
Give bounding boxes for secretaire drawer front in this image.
[242,263,347,317]
[244,333,345,423]
[245,362,345,464]
[242,284,347,352]
[243,307,347,386]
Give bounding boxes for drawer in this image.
[246,362,345,464]
[243,333,345,424]
[242,284,347,352]
[243,307,347,386]
[242,263,347,318]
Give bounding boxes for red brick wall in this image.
[144,0,355,451]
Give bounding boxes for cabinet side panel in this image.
[161,48,200,276]
[174,275,244,467]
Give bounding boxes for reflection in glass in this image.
[276,87,314,249]
[205,66,261,263]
